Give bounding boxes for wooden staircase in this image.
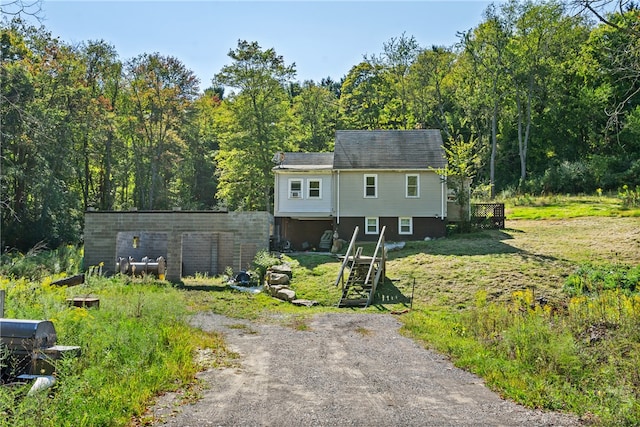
[334,226,386,308]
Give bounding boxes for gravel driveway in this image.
[152,312,582,426]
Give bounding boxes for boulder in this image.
[268,272,290,285]
[267,284,285,297]
[269,264,293,278]
[292,299,318,307]
[276,288,296,302]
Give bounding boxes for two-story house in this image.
[273,129,448,250]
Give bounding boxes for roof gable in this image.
[333,130,446,170]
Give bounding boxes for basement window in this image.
[399,217,413,235]
[365,217,379,235]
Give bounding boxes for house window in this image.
[399,217,413,235]
[406,174,419,198]
[289,179,302,199]
[308,179,321,198]
[364,174,377,198]
[365,217,379,235]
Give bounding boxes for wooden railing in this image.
[334,226,359,291]
[364,226,386,307]
[471,203,506,229]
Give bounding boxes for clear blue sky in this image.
[32,1,493,89]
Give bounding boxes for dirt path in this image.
[152,312,582,426]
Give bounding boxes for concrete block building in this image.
[84,210,272,282]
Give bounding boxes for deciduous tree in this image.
[290,80,338,152]
[124,53,199,209]
[213,40,295,211]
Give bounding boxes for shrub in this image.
[564,263,640,296]
[618,184,640,208]
[0,244,83,280]
[541,160,595,194]
[252,250,283,283]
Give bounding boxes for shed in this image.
[83,210,272,282]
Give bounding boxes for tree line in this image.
[1,0,639,250]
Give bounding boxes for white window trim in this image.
[364,174,378,198]
[399,217,413,235]
[406,174,419,198]
[307,179,322,199]
[365,217,379,235]
[288,179,303,199]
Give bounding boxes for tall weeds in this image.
[0,244,83,280]
[403,273,640,426]
[0,275,231,426]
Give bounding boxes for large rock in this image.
[269,264,292,278]
[267,272,290,285]
[266,284,284,297]
[276,288,296,302]
[292,299,318,307]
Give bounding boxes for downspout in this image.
[274,172,279,216]
[336,170,340,224]
[440,174,445,220]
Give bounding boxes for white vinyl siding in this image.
[274,172,333,217]
[364,174,377,198]
[406,174,419,198]
[399,217,413,234]
[308,179,321,198]
[365,217,379,234]
[289,179,303,199]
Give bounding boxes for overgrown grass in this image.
[0,244,82,280]
[564,263,640,295]
[401,285,640,426]
[0,274,233,427]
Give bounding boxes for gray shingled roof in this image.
[333,130,446,170]
[275,152,334,170]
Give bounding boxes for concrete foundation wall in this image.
[84,211,273,282]
[335,217,446,242]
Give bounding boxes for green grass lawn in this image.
[502,194,640,219]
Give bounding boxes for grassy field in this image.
[383,216,639,308]
[502,194,640,219]
[0,195,638,426]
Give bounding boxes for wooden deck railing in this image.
[364,226,386,307]
[471,203,506,229]
[334,226,359,291]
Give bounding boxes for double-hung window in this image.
[406,174,419,198]
[307,179,321,199]
[365,217,379,235]
[398,217,413,235]
[289,179,303,199]
[364,174,377,198]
